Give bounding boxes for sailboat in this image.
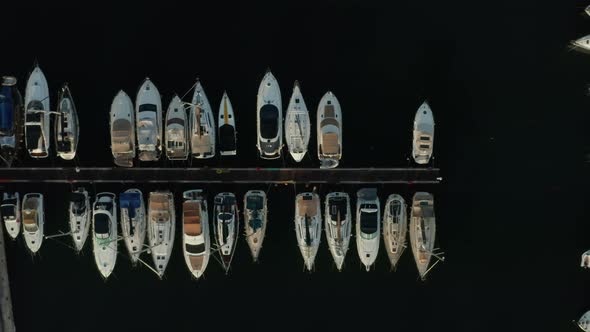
[0,76,23,166]
[317,92,342,169]
[294,192,321,271]
[22,193,44,253]
[55,84,79,160]
[135,78,162,161]
[165,95,189,160]
[382,194,407,269]
[182,190,210,279]
[218,91,237,156]
[110,90,136,167]
[213,192,239,273]
[119,189,146,264]
[284,81,310,162]
[243,190,267,262]
[147,191,175,278]
[1,193,20,239]
[24,65,50,158]
[409,192,437,280]
[256,69,282,159]
[92,192,117,279]
[324,192,351,271]
[189,79,215,159]
[68,188,91,251]
[412,101,435,165]
[356,188,380,271]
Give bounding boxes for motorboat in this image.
[412,101,435,164]
[189,79,215,159]
[119,189,146,264]
[2,193,20,239]
[110,90,135,167]
[22,193,44,253]
[218,91,237,156]
[68,188,91,251]
[92,192,117,279]
[324,192,351,271]
[165,95,188,160]
[24,65,50,158]
[317,92,342,169]
[382,194,407,269]
[294,192,321,271]
[572,35,590,53]
[409,192,436,280]
[284,81,310,162]
[147,191,175,278]
[135,78,162,161]
[213,192,239,272]
[586,5,590,17]
[579,310,590,331]
[356,188,380,271]
[0,76,23,166]
[182,190,210,279]
[256,69,282,159]
[243,190,267,262]
[582,250,590,268]
[55,84,79,160]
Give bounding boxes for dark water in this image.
[0,1,586,332]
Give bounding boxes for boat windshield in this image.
[94,214,110,235]
[260,104,278,138]
[23,210,38,232]
[360,210,378,238]
[1,205,15,219]
[219,212,233,222]
[185,243,205,255]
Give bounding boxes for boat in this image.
[356,188,380,271]
[582,250,590,268]
[24,65,50,158]
[412,101,435,164]
[189,79,215,159]
[110,90,136,167]
[256,69,282,159]
[22,193,44,253]
[165,95,188,160]
[572,35,590,53]
[92,192,117,279]
[135,78,162,161]
[182,190,210,279]
[409,192,436,280]
[218,91,237,156]
[0,76,23,166]
[147,191,175,278]
[294,192,321,271]
[382,194,407,269]
[55,84,79,160]
[586,5,590,17]
[324,192,351,271]
[1,193,20,239]
[68,188,91,251]
[119,189,146,264]
[317,92,342,169]
[579,310,590,331]
[213,192,239,272]
[284,81,310,162]
[243,190,267,262]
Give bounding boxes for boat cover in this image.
[120,192,141,219]
[260,104,278,138]
[0,86,14,133]
[94,213,110,234]
[219,124,236,151]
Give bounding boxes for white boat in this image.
[189,79,216,159]
[586,5,590,17]
[147,191,175,278]
[356,188,380,271]
[110,90,136,167]
[92,192,117,279]
[285,81,310,162]
[135,78,162,161]
[119,189,146,264]
[324,192,351,271]
[0,76,23,165]
[213,193,239,272]
[182,190,210,279]
[412,101,435,164]
[243,190,267,262]
[22,193,44,253]
[256,69,282,159]
[68,188,91,251]
[294,192,321,271]
[24,65,50,158]
[1,193,20,239]
[572,35,590,53]
[55,84,79,160]
[165,95,188,160]
[317,92,342,169]
[582,250,590,268]
[579,310,590,331]
[409,192,436,280]
[382,194,407,269]
[218,91,237,156]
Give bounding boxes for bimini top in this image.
[0,86,14,133]
[260,104,279,139]
[120,192,141,219]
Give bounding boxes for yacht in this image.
[182,190,210,279]
[22,193,44,253]
[256,69,282,159]
[579,310,590,331]
[317,92,342,169]
[294,192,321,271]
[24,65,50,158]
[243,190,267,262]
[213,192,239,273]
[68,188,91,251]
[135,78,162,161]
[92,192,117,279]
[0,76,23,166]
[382,194,407,269]
[324,192,351,271]
[409,192,436,280]
[147,191,175,278]
[119,189,146,264]
[110,90,136,167]
[2,193,20,239]
[284,81,310,162]
[55,84,79,160]
[218,91,237,156]
[412,101,435,164]
[189,79,215,159]
[356,188,380,271]
[165,95,188,160]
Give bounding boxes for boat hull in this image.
[24,66,50,159]
[285,82,310,162]
[256,71,282,159]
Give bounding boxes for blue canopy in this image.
[119,192,141,219]
[0,86,14,132]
